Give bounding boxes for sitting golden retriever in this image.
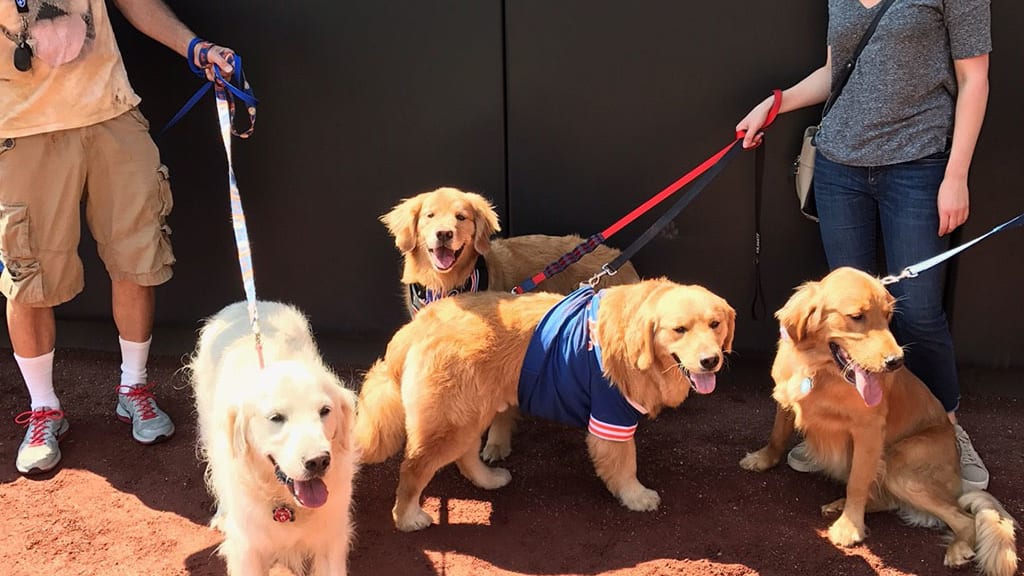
[355,278,735,531]
[739,267,1017,576]
[189,301,359,575]
[381,186,642,462]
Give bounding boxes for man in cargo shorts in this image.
[0,0,235,475]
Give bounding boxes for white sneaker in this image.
[786,441,824,473]
[15,407,69,475]
[954,424,989,492]
[116,384,175,444]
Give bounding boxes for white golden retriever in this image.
[189,301,358,575]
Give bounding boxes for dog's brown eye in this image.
[425,212,434,219]
[320,406,331,417]
[709,320,721,329]
[269,413,285,423]
[455,214,467,221]
[848,313,864,321]
[674,326,688,334]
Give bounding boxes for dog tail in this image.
[354,359,406,464]
[960,490,1019,576]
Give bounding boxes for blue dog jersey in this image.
[518,285,646,442]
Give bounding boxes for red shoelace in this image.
[14,408,65,447]
[116,383,159,420]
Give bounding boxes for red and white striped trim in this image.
[588,417,637,442]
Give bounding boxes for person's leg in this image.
[85,109,176,444]
[813,152,880,274]
[877,151,988,491]
[1,129,87,475]
[785,152,879,473]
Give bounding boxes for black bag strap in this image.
[821,0,898,118]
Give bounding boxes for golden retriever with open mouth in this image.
[739,267,1018,576]
[380,186,641,316]
[381,186,642,462]
[189,301,358,575]
[355,278,735,531]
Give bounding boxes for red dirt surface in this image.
[1,347,1021,576]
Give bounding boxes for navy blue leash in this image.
[881,212,1024,285]
[158,38,258,138]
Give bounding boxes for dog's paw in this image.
[820,498,846,517]
[394,507,433,532]
[827,514,866,547]
[943,540,975,568]
[739,449,778,472]
[475,466,512,490]
[620,486,661,512]
[480,442,511,463]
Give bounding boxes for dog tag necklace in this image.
[8,0,32,71]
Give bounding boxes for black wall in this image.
[47,1,1024,368]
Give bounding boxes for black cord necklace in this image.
[7,0,32,71]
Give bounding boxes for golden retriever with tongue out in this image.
[355,278,734,532]
[189,301,358,576]
[740,267,1017,576]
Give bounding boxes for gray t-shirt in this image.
[816,0,991,167]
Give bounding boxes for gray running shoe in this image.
[954,424,989,492]
[15,407,69,475]
[116,384,175,444]
[786,440,824,473]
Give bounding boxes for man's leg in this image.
[112,280,174,444]
[8,301,70,475]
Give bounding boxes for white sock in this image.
[119,336,152,388]
[16,350,59,410]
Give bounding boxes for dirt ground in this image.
[0,346,1021,576]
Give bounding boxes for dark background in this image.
[11,1,1023,369]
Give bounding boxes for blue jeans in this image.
[813,150,958,413]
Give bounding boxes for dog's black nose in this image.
[304,453,331,475]
[883,355,904,371]
[436,230,453,242]
[699,354,720,371]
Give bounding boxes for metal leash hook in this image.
[582,263,617,288]
[880,268,917,286]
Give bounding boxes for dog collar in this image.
[272,504,295,523]
[410,257,489,313]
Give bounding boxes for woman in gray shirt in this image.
[737,0,991,491]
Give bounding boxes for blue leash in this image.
[159,38,258,138]
[881,212,1024,285]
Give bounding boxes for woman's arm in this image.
[736,47,833,149]
[937,53,989,236]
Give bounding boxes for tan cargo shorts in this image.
[0,108,175,307]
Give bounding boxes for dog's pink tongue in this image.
[854,367,883,407]
[432,247,456,270]
[293,478,329,508]
[690,372,716,394]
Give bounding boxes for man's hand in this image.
[192,41,236,82]
[937,176,970,236]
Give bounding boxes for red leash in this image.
[512,89,783,294]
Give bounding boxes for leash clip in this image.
[880,268,917,286]
[583,264,617,288]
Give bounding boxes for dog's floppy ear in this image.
[380,195,423,254]
[776,281,822,343]
[628,318,657,371]
[721,300,737,353]
[225,405,249,457]
[466,192,501,255]
[330,383,358,455]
